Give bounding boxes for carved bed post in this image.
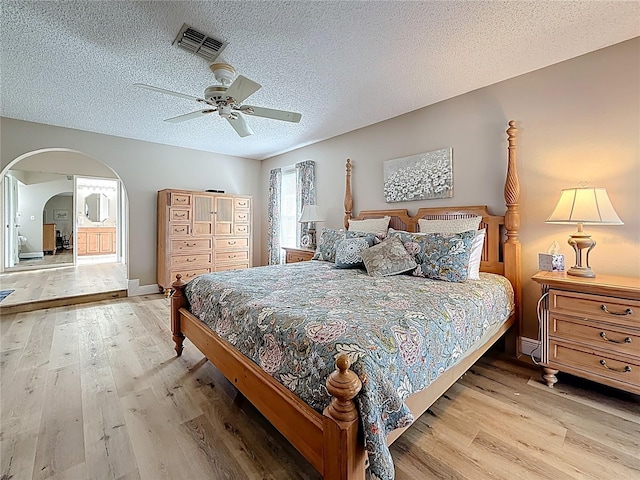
[344,159,353,229]
[322,354,366,479]
[171,274,187,356]
[504,120,522,356]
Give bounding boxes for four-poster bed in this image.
[169,120,522,479]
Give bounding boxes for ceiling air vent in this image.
[173,24,228,62]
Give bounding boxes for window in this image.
[280,168,297,248]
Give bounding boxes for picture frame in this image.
[383,148,453,203]
[53,209,69,221]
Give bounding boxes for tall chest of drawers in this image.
[157,189,253,291]
[532,271,640,394]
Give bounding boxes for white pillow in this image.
[467,229,486,280]
[418,216,482,234]
[348,216,391,238]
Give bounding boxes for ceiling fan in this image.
[134,63,301,137]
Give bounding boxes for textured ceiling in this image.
[1,1,638,160]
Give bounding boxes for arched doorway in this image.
[0,149,129,306]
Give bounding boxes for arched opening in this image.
[0,148,129,306]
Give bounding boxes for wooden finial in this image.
[326,354,362,423]
[344,159,353,229]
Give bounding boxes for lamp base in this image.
[567,265,596,278]
[567,226,597,278]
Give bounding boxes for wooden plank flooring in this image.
[1,294,638,480]
[0,262,128,314]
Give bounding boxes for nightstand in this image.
[532,271,640,394]
[282,247,315,264]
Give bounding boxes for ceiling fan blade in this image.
[240,105,302,123]
[224,75,261,104]
[134,83,207,103]
[164,109,216,123]
[226,114,253,138]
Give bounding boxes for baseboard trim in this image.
[520,336,541,358]
[127,279,160,296]
[19,252,44,259]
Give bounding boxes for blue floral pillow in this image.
[335,237,374,269]
[388,229,475,282]
[312,228,345,262]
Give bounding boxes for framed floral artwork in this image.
[383,148,453,202]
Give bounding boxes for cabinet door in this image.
[100,232,112,252]
[77,232,87,255]
[193,195,214,236]
[214,197,234,235]
[87,232,100,254]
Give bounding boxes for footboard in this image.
[170,275,366,479]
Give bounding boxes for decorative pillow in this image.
[348,216,391,238]
[389,230,475,282]
[346,230,382,244]
[335,237,374,269]
[312,228,345,262]
[360,236,417,277]
[467,229,486,280]
[418,216,482,233]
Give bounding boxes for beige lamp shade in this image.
[298,204,324,223]
[546,187,623,225]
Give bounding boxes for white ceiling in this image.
[1,1,638,160]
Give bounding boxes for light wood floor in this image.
[5,250,74,272]
[0,262,128,311]
[1,295,638,480]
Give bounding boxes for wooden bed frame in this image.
[170,120,522,479]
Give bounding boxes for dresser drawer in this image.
[235,210,250,223]
[170,208,190,222]
[170,253,212,268]
[170,238,212,252]
[549,340,640,389]
[234,198,251,209]
[550,290,640,328]
[215,250,249,263]
[171,268,211,282]
[234,224,250,235]
[215,263,249,272]
[550,314,639,358]
[171,193,191,206]
[215,237,249,251]
[169,224,190,236]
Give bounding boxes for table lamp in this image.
[298,204,324,249]
[546,187,623,278]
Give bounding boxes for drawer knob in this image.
[599,359,631,373]
[599,332,632,344]
[601,305,633,316]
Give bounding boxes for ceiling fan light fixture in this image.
[210,63,236,86]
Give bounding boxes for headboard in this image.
[343,121,522,342]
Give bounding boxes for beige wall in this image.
[1,119,262,286]
[261,38,640,340]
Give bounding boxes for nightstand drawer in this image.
[550,314,639,358]
[286,252,312,263]
[550,290,640,328]
[549,340,640,389]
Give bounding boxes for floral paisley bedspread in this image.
[185,261,514,480]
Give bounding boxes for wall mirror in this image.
[85,193,109,222]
